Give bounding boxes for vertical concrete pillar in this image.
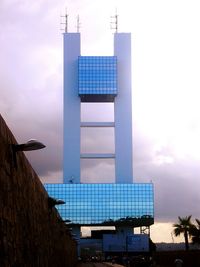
[114,33,133,183]
[63,33,81,183]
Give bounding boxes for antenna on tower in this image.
[110,9,118,33]
[76,15,81,33]
[60,8,68,33]
[65,10,68,33]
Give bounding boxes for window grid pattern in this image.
[78,56,117,95]
[45,184,154,225]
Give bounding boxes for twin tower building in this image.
[45,30,154,252]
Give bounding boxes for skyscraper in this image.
[45,28,154,254]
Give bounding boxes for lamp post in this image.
[12,139,46,168]
[12,139,46,151]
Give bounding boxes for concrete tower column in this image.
[63,33,81,184]
[114,33,133,183]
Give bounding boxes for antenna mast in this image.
[110,9,118,32]
[60,8,68,33]
[76,15,81,33]
[65,9,68,33]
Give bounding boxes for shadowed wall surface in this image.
[0,114,77,267]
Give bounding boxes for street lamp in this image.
[12,139,46,152]
[12,139,46,168]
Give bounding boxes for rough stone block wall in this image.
[0,115,77,267]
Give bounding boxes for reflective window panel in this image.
[45,183,154,227]
[78,56,117,95]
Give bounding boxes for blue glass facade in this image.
[45,183,154,226]
[78,56,117,95]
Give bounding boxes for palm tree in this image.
[173,215,193,250]
[190,219,200,245]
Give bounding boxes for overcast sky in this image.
[1,0,200,243]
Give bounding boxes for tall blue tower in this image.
[45,28,154,255]
[63,32,133,184]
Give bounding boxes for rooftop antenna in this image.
[64,8,68,33]
[110,9,118,33]
[60,8,68,33]
[76,15,81,33]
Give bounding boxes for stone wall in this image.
[0,115,77,267]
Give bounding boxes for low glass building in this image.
[45,183,154,227]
